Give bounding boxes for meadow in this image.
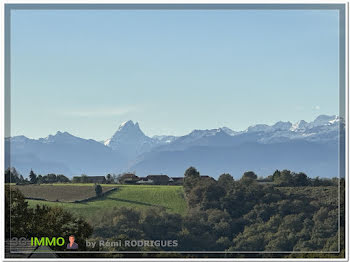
[12,184,116,202]
[20,184,187,219]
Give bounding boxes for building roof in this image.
[73,176,106,180]
[147,175,170,179]
[136,179,154,184]
[121,173,138,178]
[86,176,106,183]
[87,176,106,179]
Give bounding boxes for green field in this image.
[13,184,116,202]
[25,184,187,219]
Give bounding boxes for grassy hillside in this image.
[26,184,187,219]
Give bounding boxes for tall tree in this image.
[29,169,37,184]
[106,174,113,184]
[183,167,200,195]
[242,171,257,180]
[217,173,234,192]
[5,167,20,183]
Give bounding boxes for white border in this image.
[0,0,348,4]
[345,2,349,262]
[0,2,5,262]
[0,0,6,261]
[0,1,349,262]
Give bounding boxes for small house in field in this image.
[136,177,154,185]
[169,177,184,185]
[146,175,170,185]
[119,173,139,184]
[86,176,107,184]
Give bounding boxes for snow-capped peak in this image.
[272,121,292,131]
[117,120,140,132]
[103,138,111,146]
[105,120,146,147]
[188,128,223,139]
[309,115,337,128]
[39,131,84,144]
[246,124,270,133]
[220,127,237,136]
[290,120,308,131]
[329,115,340,124]
[104,120,156,158]
[152,135,178,144]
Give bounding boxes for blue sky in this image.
[10,8,339,140]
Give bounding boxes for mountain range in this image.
[5,115,344,179]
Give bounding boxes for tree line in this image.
[5,167,339,187]
[5,168,118,184]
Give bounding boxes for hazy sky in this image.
[10,8,339,140]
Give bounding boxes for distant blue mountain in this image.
[6,132,126,176]
[5,115,343,178]
[129,140,338,178]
